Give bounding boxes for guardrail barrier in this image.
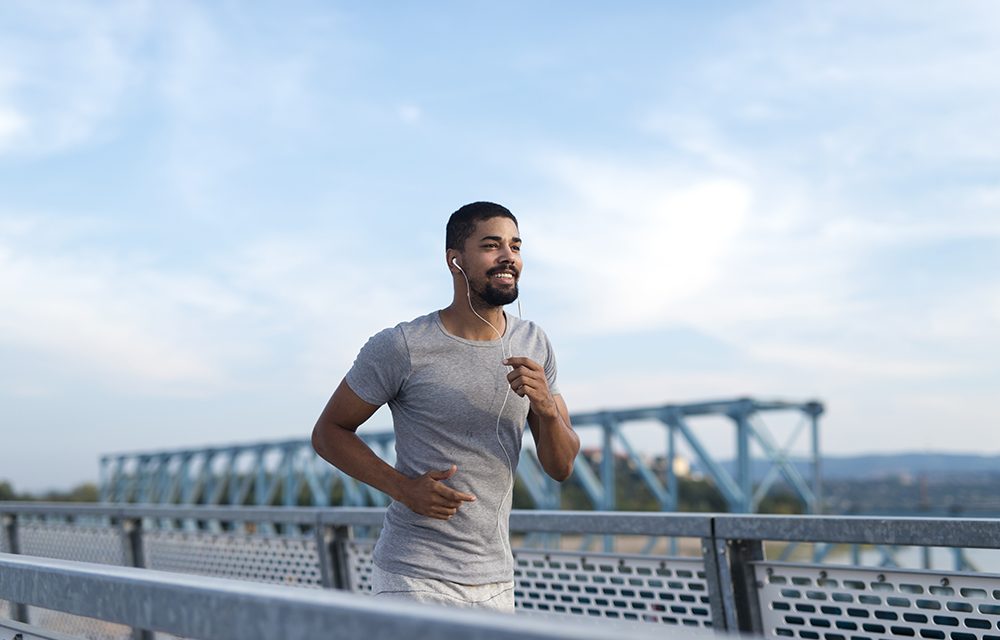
[2,504,999,640]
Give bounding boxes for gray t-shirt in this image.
[345,310,560,584]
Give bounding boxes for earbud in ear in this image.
[451,257,463,271]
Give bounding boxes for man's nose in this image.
[498,244,516,262]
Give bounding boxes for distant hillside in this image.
[820,453,1000,479]
[701,452,1000,481]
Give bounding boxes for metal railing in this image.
[713,515,1000,636]
[3,503,1000,640]
[0,553,683,640]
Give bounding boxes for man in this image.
[311,201,579,612]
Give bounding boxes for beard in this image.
[476,280,519,307]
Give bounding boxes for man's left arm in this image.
[504,356,580,482]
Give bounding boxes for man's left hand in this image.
[503,357,557,419]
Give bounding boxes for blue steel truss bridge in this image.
[100,397,824,514]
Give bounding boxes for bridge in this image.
[99,397,825,513]
[4,502,1000,640]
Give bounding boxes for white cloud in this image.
[0,2,149,156]
[0,218,230,392]
[0,106,27,150]
[141,3,353,219]
[530,154,750,333]
[397,104,422,124]
[601,1,1000,390]
[701,2,1000,172]
[215,233,438,389]
[968,187,1000,210]
[745,343,965,380]
[637,113,749,174]
[523,123,997,412]
[0,211,442,397]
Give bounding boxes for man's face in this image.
[459,216,522,307]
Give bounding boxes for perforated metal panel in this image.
[345,539,376,593]
[143,530,323,587]
[1,619,87,640]
[22,608,132,640]
[13,523,132,638]
[513,549,712,626]
[18,523,128,566]
[757,561,1000,640]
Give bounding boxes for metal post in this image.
[600,415,615,511]
[667,422,678,512]
[328,525,353,591]
[120,517,154,640]
[600,415,616,552]
[4,513,29,623]
[283,447,297,507]
[728,538,765,633]
[809,405,823,514]
[255,449,268,506]
[99,456,111,502]
[668,424,679,555]
[701,535,737,632]
[734,409,752,513]
[314,524,336,589]
[134,456,150,504]
[113,457,127,503]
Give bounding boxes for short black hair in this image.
[446,201,518,251]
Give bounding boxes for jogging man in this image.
[312,201,579,611]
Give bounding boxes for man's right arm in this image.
[311,378,476,520]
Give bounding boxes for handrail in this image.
[0,503,714,536]
[0,502,328,523]
[509,510,712,536]
[6,503,999,544]
[0,552,678,640]
[714,513,1000,548]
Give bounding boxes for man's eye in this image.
[511,245,521,252]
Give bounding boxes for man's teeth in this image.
[492,273,514,279]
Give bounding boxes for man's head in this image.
[446,201,521,307]
[446,201,518,252]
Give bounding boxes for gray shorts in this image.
[370,564,515,613]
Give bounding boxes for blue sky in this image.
[2,2,999,491]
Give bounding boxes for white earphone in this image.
[450,253,515,569]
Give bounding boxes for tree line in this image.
[0,479,99,502]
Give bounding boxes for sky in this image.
[2,1,999,492]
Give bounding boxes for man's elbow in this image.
[312,421,341,458]
[545,458,575,483]
[312,419,356,460]
[311,424,327,457]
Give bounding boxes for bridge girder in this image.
[99,397,824,514]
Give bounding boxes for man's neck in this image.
[439,302,506,341]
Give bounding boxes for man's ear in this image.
[446,251,462,272]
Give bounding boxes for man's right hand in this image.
[399,465,476,520]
